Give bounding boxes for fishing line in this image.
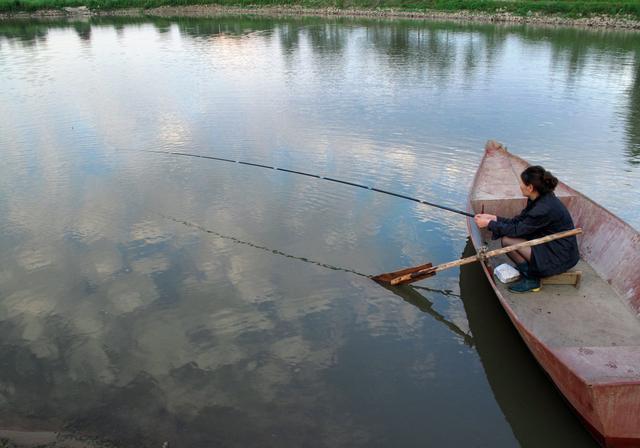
[158,213,460,298]
[160,213,368,278]
[159,213,471,345]
[141,149,474,218]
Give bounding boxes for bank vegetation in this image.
[1,0,640,27]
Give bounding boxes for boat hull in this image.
[467,142,640,447]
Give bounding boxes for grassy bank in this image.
[1,0,639,19]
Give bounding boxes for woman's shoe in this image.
[508,276,541,293]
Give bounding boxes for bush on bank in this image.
[1,0,639,19]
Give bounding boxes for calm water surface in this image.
[1,15,639,447]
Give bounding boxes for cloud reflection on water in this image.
[0,15,630,447]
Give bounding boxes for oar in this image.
[371,228,582,286]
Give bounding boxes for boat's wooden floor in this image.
[487,241,640,348]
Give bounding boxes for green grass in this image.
[1,0,639,19]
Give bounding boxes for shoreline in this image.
[1,4,640,30]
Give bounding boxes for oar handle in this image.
[476,227,582,261]
[390,228,582,285]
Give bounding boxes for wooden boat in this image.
[458,239,597,446]
[467,141,640,447]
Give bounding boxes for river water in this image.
[1,15,638,447]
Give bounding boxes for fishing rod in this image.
[142,150,475,218]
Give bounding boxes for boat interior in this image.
[469,149,640,353]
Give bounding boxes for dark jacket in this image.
[487,193,579,278]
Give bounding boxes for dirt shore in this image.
[1,4,640,30]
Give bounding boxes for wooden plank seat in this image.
[541,271,582,287]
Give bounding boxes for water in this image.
[1,15,638,447]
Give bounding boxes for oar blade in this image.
[371,263,435,286]
[394,268,437,285]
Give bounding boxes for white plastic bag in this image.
[494,263,521,284]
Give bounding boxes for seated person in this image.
[474,165,580,293]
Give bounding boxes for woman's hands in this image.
[474,213,497,228]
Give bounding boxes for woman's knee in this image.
[501,236,514,247]
[502,236,525,247]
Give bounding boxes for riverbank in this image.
[1,2,640,30]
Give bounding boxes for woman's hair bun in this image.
[542,170,558,191]
[521,165,558,194]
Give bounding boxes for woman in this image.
[474,165,580,293]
